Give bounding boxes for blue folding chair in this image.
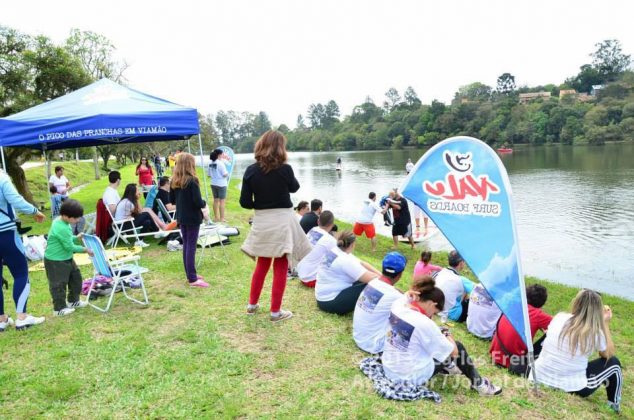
[144,185,158,210]
[82,234,149,312]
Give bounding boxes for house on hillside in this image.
[559,89,577,101]
[577,93,593,102]
[518,91,551,104]
[591,85,604,96]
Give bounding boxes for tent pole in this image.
[0,147,6,172]
[198,134,209,203]
[529,351,538,392]
[188,140,192,154]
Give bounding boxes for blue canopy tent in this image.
[0,78,209,199]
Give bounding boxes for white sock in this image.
[271,311,280,317]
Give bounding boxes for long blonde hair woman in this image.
[533,289,622,413]
[169,153,208,288]
[240,130,311,322]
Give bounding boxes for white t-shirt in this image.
[207,160,228,187]
[382,299,454,385]
[297,227,337,282]
[356,199,383,224]
[533,313,607,392]
[405,162,414,173]
[102,186,120,212]
[466,284,501,339]
[434,268,465,317]
[114,198,135,221]
[49,174,69,194]
[353,279,404,353]
[315,247,366,302]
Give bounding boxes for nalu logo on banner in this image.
[400,136,533,353]
[424,150,501,217]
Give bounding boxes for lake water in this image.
[219,143,634,300]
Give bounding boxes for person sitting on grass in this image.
[352,252,407,354]
[294,201,309,222]
[43,199,94,317]
[413,250,441,277]
[353,192,387,252]
[49,185,64,218]
[490,284,552,376]
[533,289,622,414]
[114,184,177,247]
[315,231,382,315]
[466,283,502,340]
[300,198,322,234]
[381,276,502,397]
[296,210,336,288]
[433,250,474,323]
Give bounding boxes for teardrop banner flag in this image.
[218,145,235,184]
[400,136,532,351]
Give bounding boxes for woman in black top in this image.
[170,153,208,288]
[240,130,311,322]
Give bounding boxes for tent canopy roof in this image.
[0,79,199,150]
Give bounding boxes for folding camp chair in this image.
[156,198,176,223]
[105,204,144,248]
[82,234,149,312]
[196,225,229,267]
[144,185,158,210]
[82,212,97,235]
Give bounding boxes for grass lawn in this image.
[1,163,631,418]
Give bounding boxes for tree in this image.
[455,82,492,102]
[567,64,603,93]
[496,73,516,95]
[591,39,631,81]
[322,100,340,128]
[403,86,421,108]
[307,103,325,128]
[296,114,306,130]
[252,111,272,136]
[383,87,401,111]
[0,26,91,202]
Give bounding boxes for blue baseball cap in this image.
[382,252,407,274]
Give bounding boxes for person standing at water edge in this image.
[170,153,209,288]
[207,149,229,223]
[353,192,387,252]
[405,158,414,174]
[0,171,47,331]
[240,130,311,322]
[389,190,414,249]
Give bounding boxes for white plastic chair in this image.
[82,234,149,312]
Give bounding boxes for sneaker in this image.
[188,279,209,288]
[270,309,293,323]
[68,300,88,309]
[442,361,462,375]
[472,377,502,396]
[0,317,14,332]
[607,401,621,414]
[15,314,46,330]
[54,307,75,317]
[165,221,178,231]
[246,304,259,315]
[167,240,182,251]
[134,240,150,248]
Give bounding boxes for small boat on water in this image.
[497,148,513,153]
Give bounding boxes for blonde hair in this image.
[171,152,199,189]
[560,289,614,358]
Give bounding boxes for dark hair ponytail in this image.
[411,275,445,309]
[420,250,432,264]
[336,230,356,250]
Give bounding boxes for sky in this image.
[3,0,634,127]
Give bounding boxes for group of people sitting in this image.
[292,218,622,410]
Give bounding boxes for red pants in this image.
[249,256,289,313]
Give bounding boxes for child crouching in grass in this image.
[44,199,94,316]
